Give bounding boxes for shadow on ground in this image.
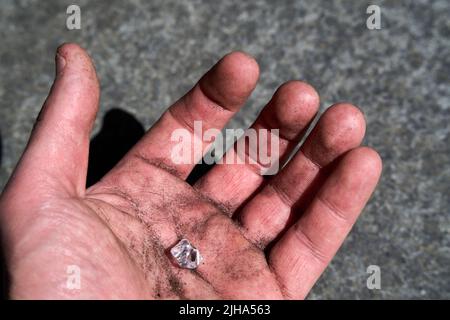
[87,107,215,187]
[86,108,146,187]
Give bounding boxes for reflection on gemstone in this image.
[170,238,203,269]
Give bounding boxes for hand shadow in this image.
[86,108,146,187]
[87,107,214,187]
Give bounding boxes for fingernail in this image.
[55,52,66,75]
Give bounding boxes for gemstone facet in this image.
[170,239,203,269]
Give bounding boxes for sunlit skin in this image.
[0,44,382,299]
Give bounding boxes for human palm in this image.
[0,44,381,299]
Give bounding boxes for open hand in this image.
[0,44,381,299]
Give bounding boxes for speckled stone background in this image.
[0,0,449,299]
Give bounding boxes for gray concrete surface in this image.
[0,0,449,299]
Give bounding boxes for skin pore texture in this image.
[0,44,382,299]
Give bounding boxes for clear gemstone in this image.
[170,239,203,269]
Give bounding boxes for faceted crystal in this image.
[170,239,203,269]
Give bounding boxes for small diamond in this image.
[170,239,203,269]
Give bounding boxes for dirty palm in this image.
[0,44,382,299]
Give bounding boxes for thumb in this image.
[6,43,100,198]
